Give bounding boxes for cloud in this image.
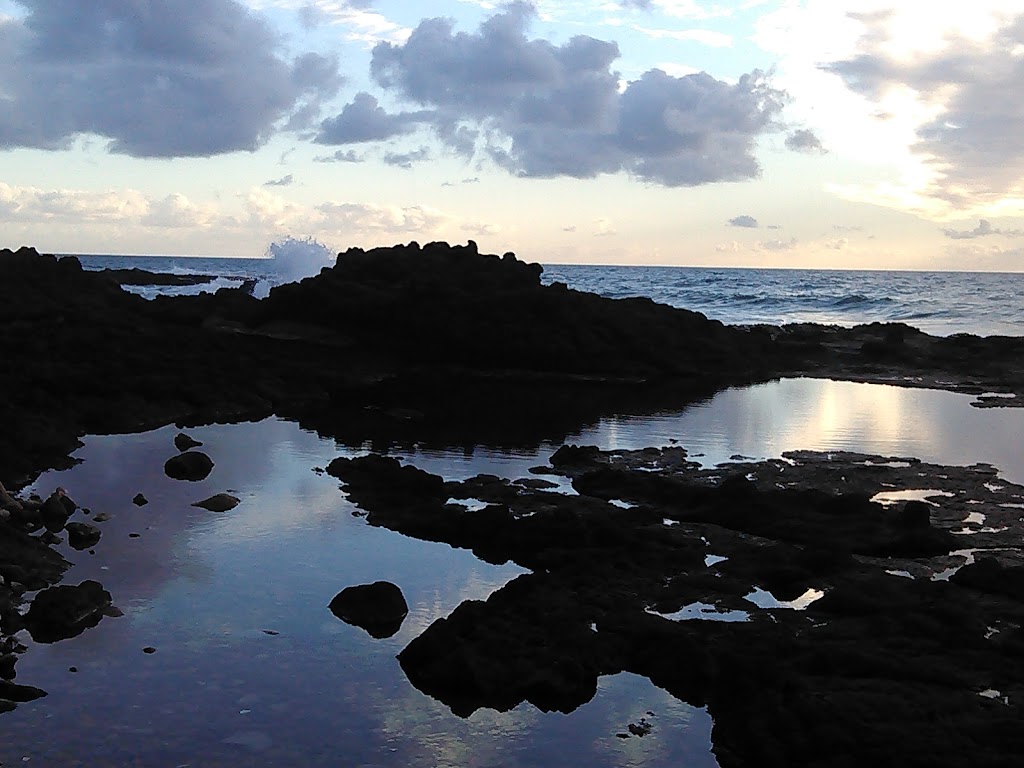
[353,3,785,186]
[314,149,364,163]
[728,215,759,228]
[758,237,798,252]
[264,175,295,187]
[0,182,148,223]
[630,26,733,47]
[825,10,1024,208]
[785,128,827,154]
[942,219,1024,239]
[316,92,426,144]
[253,0,410,44]
[383,147,430,168]
[0,0,344,157]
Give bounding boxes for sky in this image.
[1,0,1023,270]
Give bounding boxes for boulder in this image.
[164,451,214,481]
[65,522,102,551]
[329,581,409,639]
[192,493,240,512]
[23,580,114,643]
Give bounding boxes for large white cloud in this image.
[315,2,786,186]
[757,2,1024,218]
[827,11,1024,210]
[0,0,343,157]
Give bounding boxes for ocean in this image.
[70,241,1024,337]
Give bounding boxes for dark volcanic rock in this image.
[23,580,113,643]
[174,432,203,452]
[40,490,74,532]
[132,493,148,506]
[65,522,102,550]
[164,451,214,481]
[102,268,214,287]
[192,493,240,512]
[329,581,409,639]
[244,241,773,381]
[334,447,1024,767]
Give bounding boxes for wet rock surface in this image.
[328,581,409,639]
[329,448,1024,767]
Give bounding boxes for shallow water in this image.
[6,377,1024,765]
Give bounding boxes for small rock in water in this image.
[65,522,102,550]
[142,647,156,654]
[192,494,240,512]
[329,581,409,639]
[132,493,148,506]
[128,533,140,539]
[164,451,214,482]
[92,512,112,522]
[174,432,203,452]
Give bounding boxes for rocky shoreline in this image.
[3,242,1024,764]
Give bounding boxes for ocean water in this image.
[68,241,1024,337]
[7,379,1024,765]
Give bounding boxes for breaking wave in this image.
[253,236,336,298]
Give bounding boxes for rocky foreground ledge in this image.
[329,447,1024,767]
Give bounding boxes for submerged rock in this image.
[192,493,240,512]
[23,580,114,643]
[329,581,408,639]
[164,451,214,482]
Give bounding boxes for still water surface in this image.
[5,378,1024,766]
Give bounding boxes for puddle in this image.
[979,689,1010,705]
[743,587,825,610]
[870,489,954,506]
[647,604,751,623]
[704,555,728,567]
[447,498,491,512]
[886,570,914,579]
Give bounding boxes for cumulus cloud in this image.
[728,215,759,228]
[316,92,426,144]
[943,219,1024,240]
[328,3,785,186]
[785,128,827,154]
[826,11,1024,207]
[0,0,343,157]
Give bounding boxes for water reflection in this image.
[7,377,1024,765]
